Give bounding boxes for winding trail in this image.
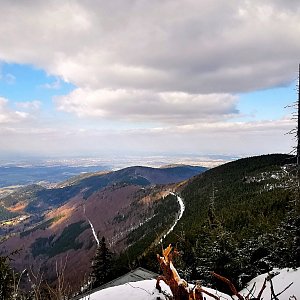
[160,192,185,243]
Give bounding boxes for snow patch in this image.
[240,268,300,300]
[78,279,231,300]
[160,192,185,243]
[79,269,300,300]
[78,279,172,300]
[84,205,99,246]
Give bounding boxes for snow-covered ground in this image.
[80,268,300,300]
[79,279,231,300]
[240,268,300,300]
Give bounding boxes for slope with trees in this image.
[159,154,300,291]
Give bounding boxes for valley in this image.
[0,164,206,289]
[0,154,299,297]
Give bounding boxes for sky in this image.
[0,0,299,160]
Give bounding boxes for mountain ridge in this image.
[0,164,207,290]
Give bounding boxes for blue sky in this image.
[236,84,296,121]
[0,63,73,110]
[0,1,298,160]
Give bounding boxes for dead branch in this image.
[212,272,270,300]
[211,272,243,300]
[245,282,256,300]
[269,277,279,300]
[198,287,220,300]
[256,278,267,300]
[46,256,71,300]
[27,265,44,300]
[276,282,294,298]
[157,245,219,300]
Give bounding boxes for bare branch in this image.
[256,278,267,300]
[245,282,256,300]
[269,277,279,300]
[275,282,294,298]
[211,272,243,300]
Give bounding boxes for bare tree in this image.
[296,64,300,167]
[46,257,72,300]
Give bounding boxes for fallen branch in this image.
[211,272,243,300]
[245,282,256,300]
[256,278,267,300]
[156,245,220,300]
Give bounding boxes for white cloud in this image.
[0,69,16,84]
[0,97,29,124]
[55,88,238,124]
[40,78,61,90]
[0,0,299,94]
[0,99,41,125]
[15,100,41,111]
[4,73,16,84]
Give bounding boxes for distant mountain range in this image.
[0,165,110,188]
[0,164,207,289]
[0,165,207,216]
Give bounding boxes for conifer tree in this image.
[90,236,114,288]
[0,254,14,300]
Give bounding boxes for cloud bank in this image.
[1,1,299,93]
[0,0,298,156]
[0,118,293,158]
[55,88,238,124]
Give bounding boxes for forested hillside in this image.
[123,154,299,295]
[180,154,293,238]
[157,154,300,291]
